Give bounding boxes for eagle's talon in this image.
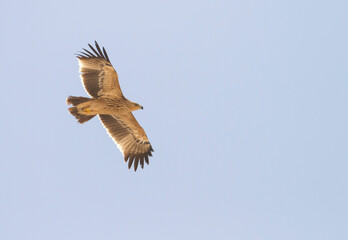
[82,107,90,113]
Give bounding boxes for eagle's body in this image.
[67,41,153,171]
[76,97,132,115]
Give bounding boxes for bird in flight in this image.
[67,41,154,171]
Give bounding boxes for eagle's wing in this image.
[76,41,123,98]
[99,113,154,171]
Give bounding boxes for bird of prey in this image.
[67,41,154,171]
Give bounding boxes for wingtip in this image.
[128,156,135,169]
[94,41,99,50]
[76,41,110,62]
[134,158,139,171]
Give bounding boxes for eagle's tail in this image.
[66,96,96,124]
[66,96,91,106]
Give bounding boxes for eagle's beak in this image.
[140,106,144,110]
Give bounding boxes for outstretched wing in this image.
[99,113,154,171]
[76,41,123,98]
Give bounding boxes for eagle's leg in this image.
[82,107,91,113]
[77,101,98,115]
[67,96,96,123]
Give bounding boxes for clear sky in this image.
[1,0,347,239]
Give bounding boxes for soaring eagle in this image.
[67,41,154,171]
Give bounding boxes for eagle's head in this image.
[126,100,143,111]
[134,103,144,111]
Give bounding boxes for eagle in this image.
[67,41,154,171]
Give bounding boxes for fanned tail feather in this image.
[67,96,95,124]
[66,96,91,106]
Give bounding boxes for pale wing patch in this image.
[97,65,121,97]
[78,58,103,71]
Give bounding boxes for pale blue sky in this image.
[1,0,347,239]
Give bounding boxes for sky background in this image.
[1,0,347,239]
